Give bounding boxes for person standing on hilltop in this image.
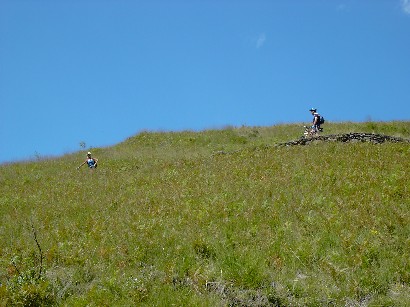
[309,108,324,133]
[77,152,98,170]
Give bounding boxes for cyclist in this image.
[309,108,323,133]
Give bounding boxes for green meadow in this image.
[1,121,409,306]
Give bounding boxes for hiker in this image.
[77,152,98,170]
[309,108,324,132]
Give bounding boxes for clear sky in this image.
[1,0,410,163]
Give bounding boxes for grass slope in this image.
[1,122,409,306]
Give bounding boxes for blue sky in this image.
[1,0,410,163]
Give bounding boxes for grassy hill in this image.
[1,121,409,306]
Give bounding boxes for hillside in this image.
[1,121,409,306]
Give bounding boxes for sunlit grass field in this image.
[1,121,409,306]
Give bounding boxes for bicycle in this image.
[303,125,323,137]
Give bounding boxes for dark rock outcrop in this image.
[278,133,410,147]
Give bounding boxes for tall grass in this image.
[1,121,409,306]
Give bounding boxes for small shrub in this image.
[3,271,55,306]
[193,241,216,260]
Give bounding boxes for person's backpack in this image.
[319,116,325,125]
[87,158,96,168]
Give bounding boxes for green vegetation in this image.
[1,121,409,306]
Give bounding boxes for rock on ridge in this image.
[278,133,410,147]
